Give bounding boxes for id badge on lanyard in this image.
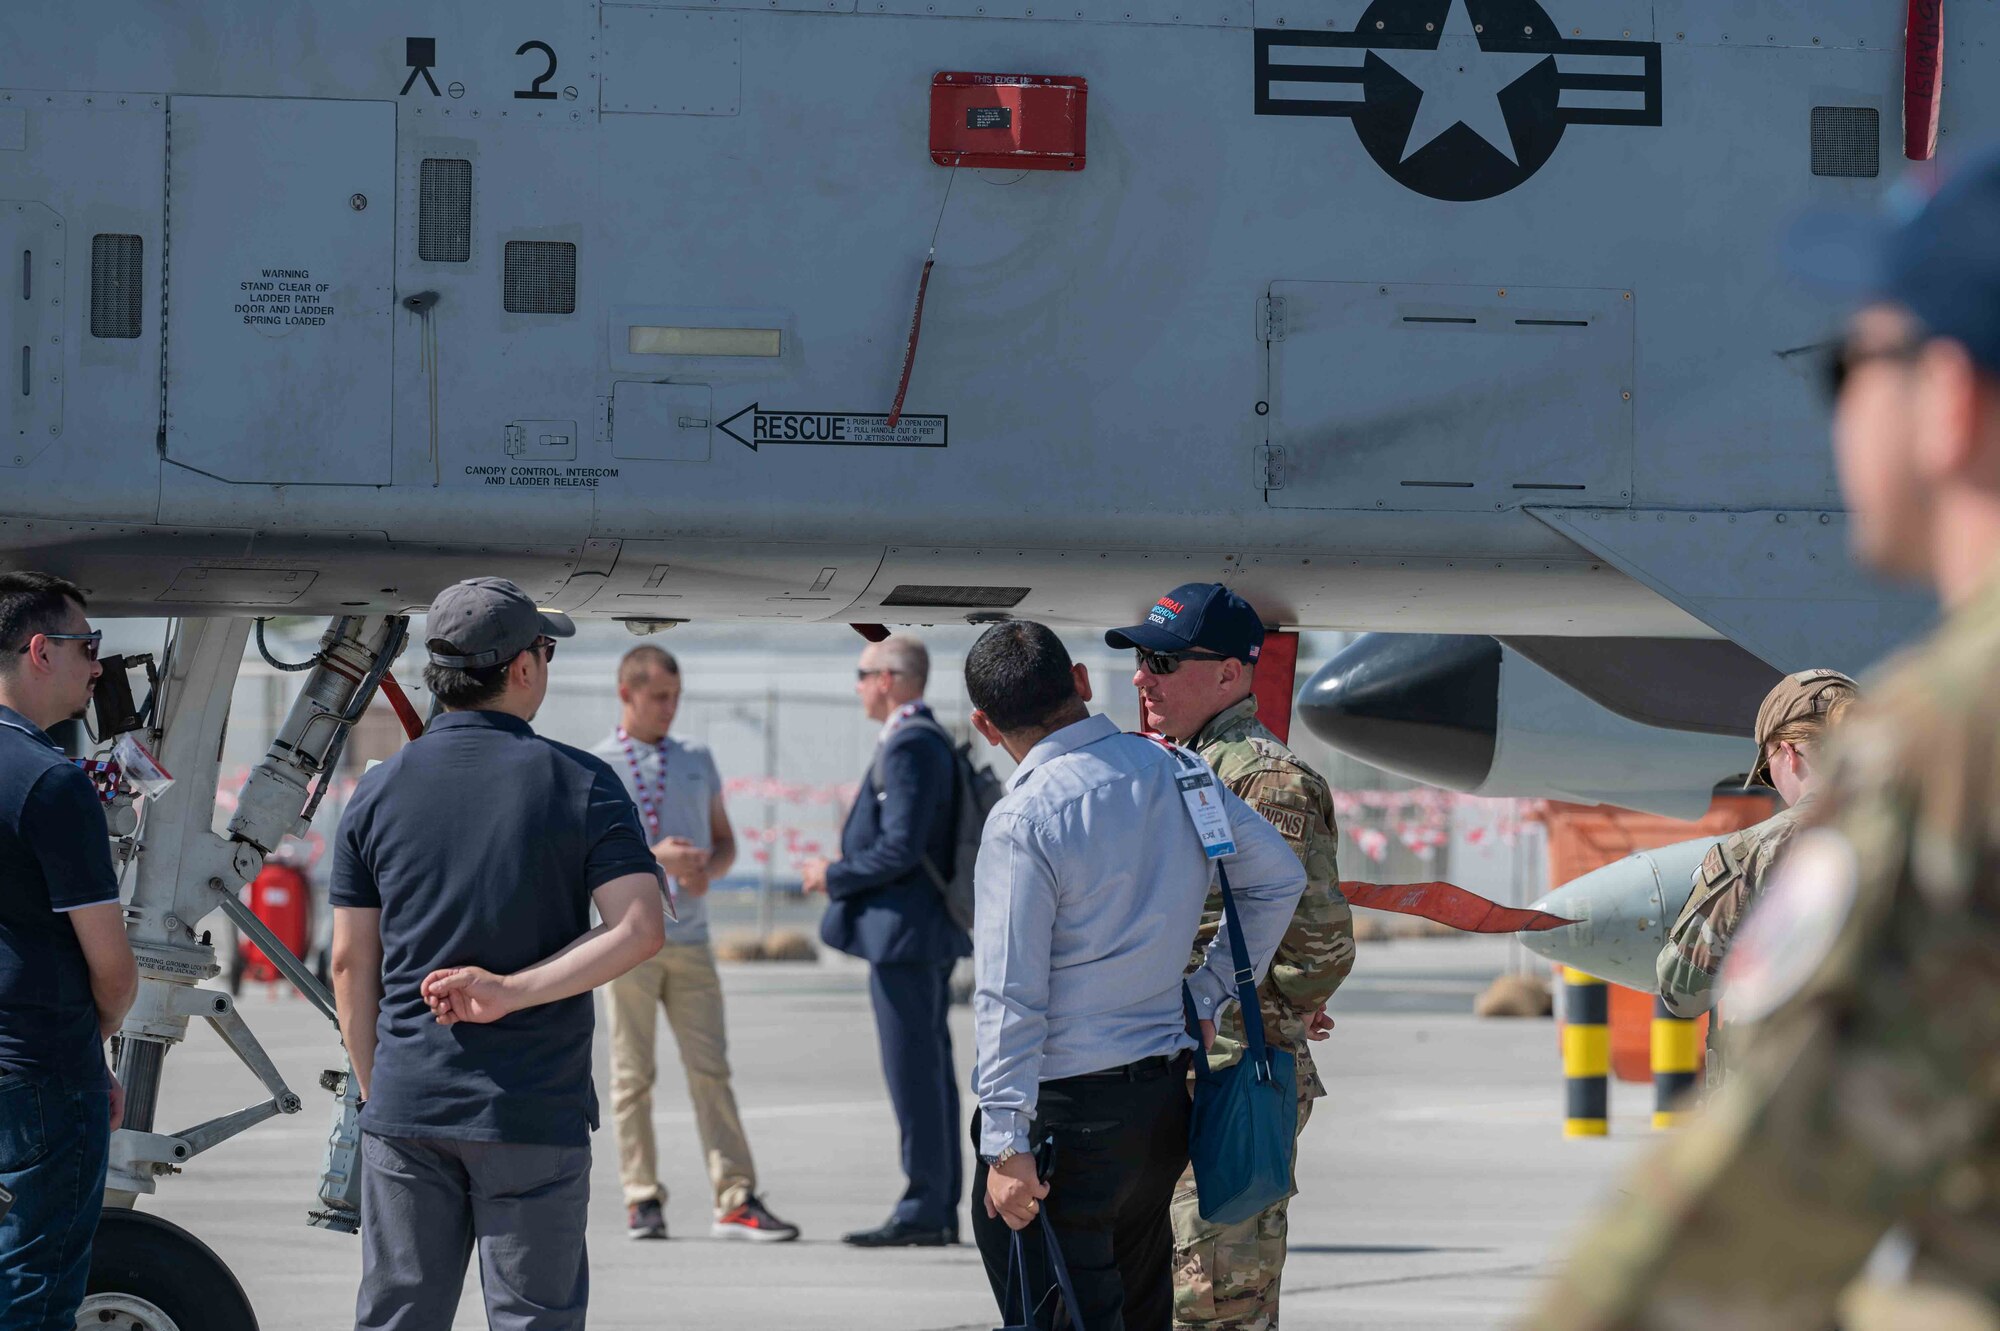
[1154,739,1235,860]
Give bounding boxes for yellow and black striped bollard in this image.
[1651,995,1700,1128]
[1561,968,1609,1137]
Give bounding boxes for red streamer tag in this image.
[1340,880,1576,933]
[1904,0,1944,161]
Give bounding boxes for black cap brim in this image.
[538,610,577,639]
[1104,622,1186,653]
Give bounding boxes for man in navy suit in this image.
[802,634,971,1247]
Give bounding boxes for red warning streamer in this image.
[886,258,934,430]
[379,671,425,742]
[1904,0,1944,161]
[1340,881,1576,934]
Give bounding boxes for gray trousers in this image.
[356,1132,592,1331]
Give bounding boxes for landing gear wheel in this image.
[84,1208,258,1331]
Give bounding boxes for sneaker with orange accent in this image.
[711,1194,799,1243]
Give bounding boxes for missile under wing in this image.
[1517,835,1717,991]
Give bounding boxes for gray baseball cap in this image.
[425,577,576,670]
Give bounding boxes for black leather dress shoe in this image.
[841,1219,956,1248]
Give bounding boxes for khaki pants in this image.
[1171,1087,1316,1331]
[606,941,756,1212]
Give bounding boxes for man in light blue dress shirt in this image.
[962,621,1306,1331]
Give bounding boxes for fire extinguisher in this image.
[234,861,313,992]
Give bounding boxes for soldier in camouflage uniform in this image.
[1656,669,1857,1030]
[1525,151,2000,1331]
[1109,583,1357,1331]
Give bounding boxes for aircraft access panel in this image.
[1263,281,1634,512]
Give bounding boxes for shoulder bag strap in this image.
[895,716,960,889]
[1214,860,1275,1078]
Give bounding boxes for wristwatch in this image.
[985,1145,1023,1169]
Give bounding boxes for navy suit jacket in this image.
[819,709,973,966]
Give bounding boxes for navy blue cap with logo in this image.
[1787,145,2000,377]
[1105,582,1266,664]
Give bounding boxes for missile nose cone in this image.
[1518,835,1720,992]
[1297,634,1500,792]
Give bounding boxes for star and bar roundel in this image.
[1256,0,1663,201]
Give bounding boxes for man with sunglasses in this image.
[331,576,666,1331]
[802,634,972,1248]
[1107,583,1355,1331]
[1526,153,2000,1329]
[0,571,134,1330]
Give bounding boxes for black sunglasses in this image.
[1134,648,1232,676]
[533,637,557,663]
[1823,338,1925,403]
[13,629,102,661]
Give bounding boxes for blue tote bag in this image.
[1182,860,1298,1226]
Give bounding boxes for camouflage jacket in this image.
[1186,697,1357,1101]
[1655,799,1812,1019]
[1524,569,2000,1331]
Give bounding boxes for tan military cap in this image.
[1748,668,1860,787]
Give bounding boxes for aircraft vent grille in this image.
[503,241,577,315]
[1811,107,1879,178]
[88,234,143,340]
[880,585,1030,609]
[419,159,472,263]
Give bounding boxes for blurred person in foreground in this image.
[1526,150,2000,1330]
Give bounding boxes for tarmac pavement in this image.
[139,937,1653,1330]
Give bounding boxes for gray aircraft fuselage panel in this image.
[0,0,1973,666]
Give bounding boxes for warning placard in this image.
[717,403,948,452]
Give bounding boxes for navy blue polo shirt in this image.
[331,709,660,1146]
[0,704,120,1087]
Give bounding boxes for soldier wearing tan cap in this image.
[1656,669,1859,1031]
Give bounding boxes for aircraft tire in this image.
[85,1207,259,1331]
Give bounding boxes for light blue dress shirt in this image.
[972,713,1308,1159]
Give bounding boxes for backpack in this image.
[870,716,1004,934]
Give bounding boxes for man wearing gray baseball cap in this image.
[330,576,667,1331]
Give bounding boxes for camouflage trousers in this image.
[1170,1090,1316,1331]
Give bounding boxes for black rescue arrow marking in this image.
[718,403,948,453]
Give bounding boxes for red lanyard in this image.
[617,728,670,841]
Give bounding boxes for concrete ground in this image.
[141,937,1655,1330]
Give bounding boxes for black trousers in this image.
[972,1055,1192,1331]
[869,961,962,1229]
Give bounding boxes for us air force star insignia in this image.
[1254,0,1663,202]
[1716,828,1859,1026]
[1378,0,1542,164]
